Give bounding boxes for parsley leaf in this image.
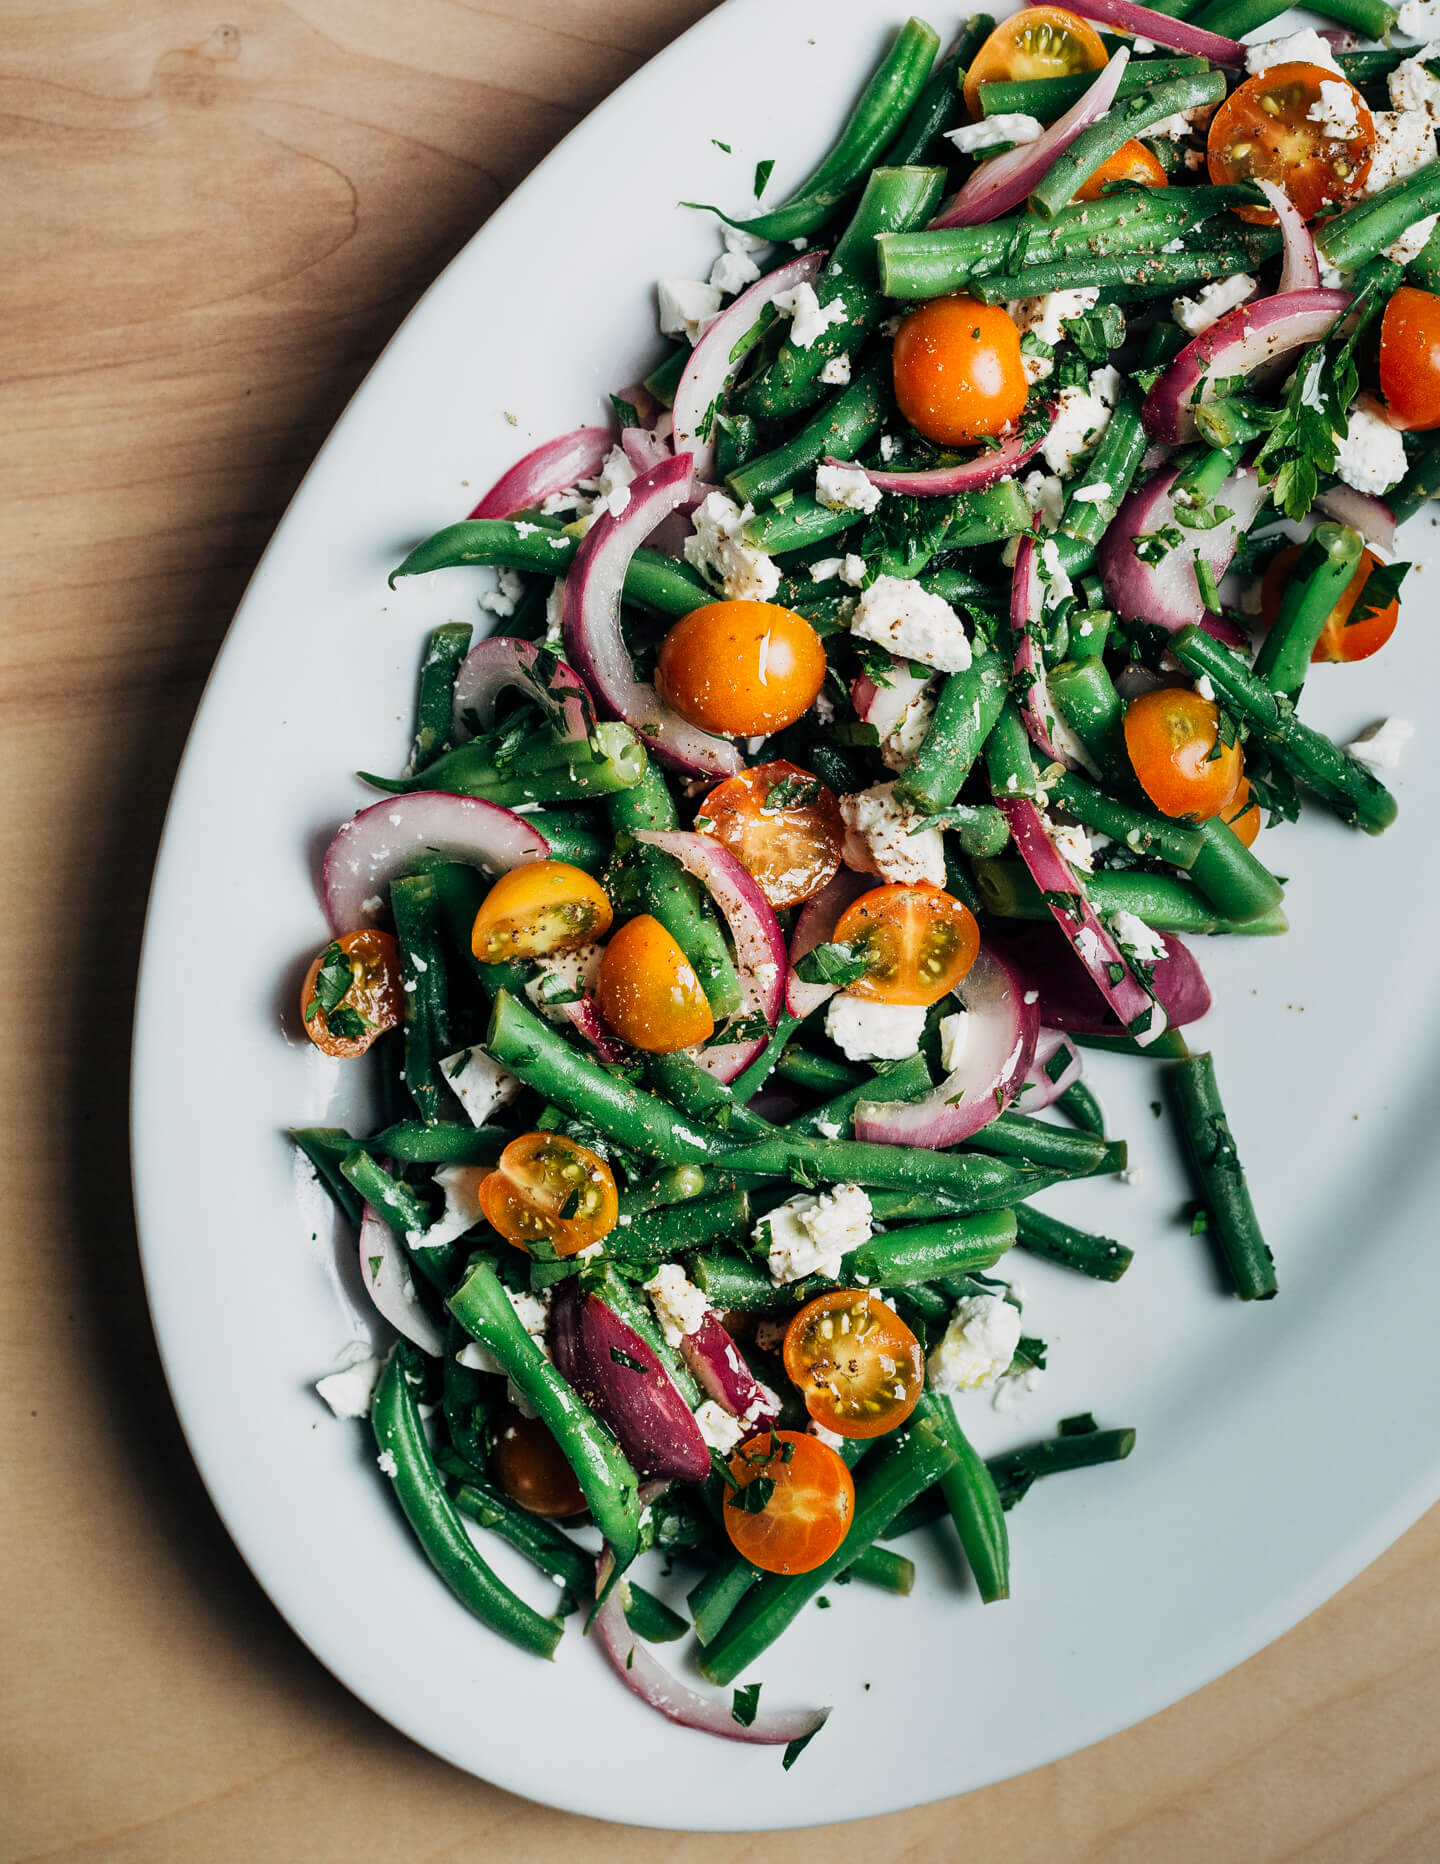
[609,393,640,431]
[753,157,775,197]
[305,942,353,1022]
[324,1005,369,1042]
[763,771,822,811]
[783,1727,823,1770]
[727,1476,777,1514]
[1351,557,1410,624]
[609,1346,649,1374]
[732,1683,763,1727]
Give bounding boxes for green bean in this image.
[972,858,1291,935]
[894,633,1010,815]
[452,1477,592,1605]
[1206,0,1394,33]
[1168,1050,1275,1300]
[1014,1204,1133,1281]
[1408,220,1440,294]
[645,344,687,407]
[441,1317,490,1469]
[390,873,452,1125]
[1056,1079,1106,1137]
[775,1046,863,1096]
[621,1580,688,1644]
[964,1112,1118,1176]
[339,1147,433,1239]
[1045,657,1128,783]
[608,756,742,1017]
[726,360,888,510]
[1316,163,1440,274]
[1169,625,1397,834]
[983,1423,1137,1509]
[689,1560,763,1645]
[788,1051,933,1140]
[410,622,472,773]
[1188,817,1286,924]
[1059,390,1147,557]
[588,1262,702,1408]
[1253,522,1364,698]
[523,808,609,874]
[744,495,864,555]
[428,862,527,1001]
[372,1343,563,1657]
[607,1192,754,1269]
[449,1256,643,1562]
[718,1131,1067,1204]
[390,521,711,618]
[1026,72,1227,219]
[881,25,975,165]
[647,1050,774,1140]
[924,802,1011,856]
[367,722,645,808]
[1186,0,1285,31]
[368,1120,506,1165]
[715,411,761,480]
[1336,48,1410,84]
[290,1127,364,1226]
[966,241,1275,304]
[727,1011,804,1103]
[852,1545,916,1594]
[699,1416,960,1684]
[616,1164,710,1218]
[1074,1028,1193,1060]
[918,1392,1010,1603]
[976,56,1206,119]
[1069,610,1112,659]
[1048,769,1205,869]
[1392,428,1440,522]
[984,699,1039,802]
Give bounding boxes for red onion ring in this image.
[467,426,612,521]
[1015,1029,1084,1111]
[560,994,626,1064]
[451,635,593,746]
[561,452,742,780]
[824,410,1051,495]
[786,868,873,1019]
[321,792,549,932]
[1010,534,1087,767]
[989,920,1213,1033]
[679,1314,781,1428]
[1076,0,1245,63]
[1316,484,1396,555]
[1098,461,1268,641]
[621,425,672,474]
[359,1195,445,1357]
[1257,180,1319,292]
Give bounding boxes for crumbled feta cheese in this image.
[1344,716,1414,768]
[809,1421,847,1451]
[1147,108,1207,140]
[1007,288,1101,383]
[1399,0,1440,35]
[1021,470,1066,531]
[1309,78,1365,139]
[543,576,565,646]
[840,781,947,885]
[479,567,524,617]
[376,1449,399,1477]
[644,1262,710,1348]
[878,433,898,462]
[710,245,761,295]
[808,556,845,583]
[1069,480,1112,505]
[851,575,972,671]
[1386,212,1439,263]
[683,490,782,601]
[1246,29,1341,76]
[315,1346,382,1420]
[992,1364,1045,1412]
[1333,404,1408,495]
[759,1183,873,1283]
[440,1047,523,1127]
[773,281,849,349]
[819,353,853,386]
[880,684,938,773]
[411,1162,486,1251]
[1041,376,1115,477]
[657,277,722,343]
[694,1400,746,1453]
[842,553,867,586]
[815,460,882,514]
[1390,45,1440,110]
[927,1294,1022,1393]
[457,1289,552,1416]
[1364,108,1438,195]
[825,994,929,1063]
[1038,536,1073,609]
[1120,1166,1145,1186]
[522,943,603,1023]
[1109,908,1168,965]
[937,1011,970,1074]
[1171,273,1256,336]
[1051,822,1094,872]
[945,113,1044,153]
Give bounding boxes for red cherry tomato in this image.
[594,915,715,1052]
[492,1411,588,1518]
[1073,139,1169,204]
[1207,65,1372,224]
[655,602,826,736]
[892,297,1028,447]
[722,1430,855,1575]
[478,1132,618,1256]
[1380,284,1440,432]
[832,883,980,1006]
[696,761,845,909]
[1123,686,1244,819]
[1220,776,1262,848]
[783,1292,925,1439]
[299,929,403,1058]
[1260,544,1401,663]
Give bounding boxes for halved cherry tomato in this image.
[594,914,715,1052]
[478,1132,618,1256]
[1123,686,1243,819]
[783,1292,925,1439]
[1073,139,1169,204]
[1207,65,1372,225]
[892,297,1028,447]
[832,883,979,1006]
[722,1429,855,1575]
[299,929,402,1058]
[492,1410,588,1518]
[470,860,612,965]
[1220,775,1262,848]
[1260,542,1401,664]
[696,760,844,909]
[1380,284,1440,431]
[962,5,1108,120]
[655,602,826,736]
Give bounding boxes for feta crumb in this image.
[543,576,566,646]
[809,1421,847,1451]
[1390,44,1440,111]
[1051,822,1094,872]
[644,1262,710,1348]
[1109,908,1168,965]
[1333,404,1408,495]
[1007,288,1101,384]
[841,553,867,586]
[1121,1166,1145,1186]
[479,567,524,617]
[315,1346,382,1420]
[683,490,781,602]
[992,1364,1045,1413]
[1069,480,1112,505]
[710,245,761,296]
[1364,108,1438,196]
[879,682,938,773]
[937,1011,970,1074]
[694,1400,746,1453]
[410,1163,486,1252]
[945,113,1044,153]
[851,575,972,671]
[815,460,882,514]
[657,277,722,344]
[772,281,849,349]
[808,556,845,583]
[878,434,898,462]
[758,1183,873,1283]
[1399,0,1440,35]
[1386,212,1439,264]
[819,353,853,386]
[1171,273,1256,337]
[440,1047,523,1127]
[840,781,947,885]
[376,1449,399,1477]
[1021,469,1066,531]
[1042,374,1116,477]
[1344,716,1414,768]
[927,1294,1022,1393]
[522,943,603,1023]
[825,994,929,1063]
[1246,29,1341,76]
[1309,78,1364,139]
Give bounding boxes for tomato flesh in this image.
[962,5,1108,119]
[697,760,844,909]
[1221,776,1262,849]
[892,297,1028,447]
[1073,139,1169,204]
[470,861,612,965]
[783,1292,925,1439]
[492,1410,588,1518]
[478,1132,618,1256]
[1123,686,1243,820]
[594,914,715,1052]
[1380,284,1440,432]
[1207,65,1372,224]
[300,929,403,1058]
[722,1430,855,1575]
[655,602,826,736]
[832,883,980,1006]
[1260,543,1400,663]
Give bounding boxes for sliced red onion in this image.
[451,634,593,746]
[679,1315,781,1428]
[468,426,612,521]
[1076,0,1245,63]
[594,1552,829,1744]
[1010,534,1088,767]
[1143,289,1352,444]
[1256,180,1319,293]
[621,425,672,474]
[359,1197,444,1357]
[993,799,1165,1042]
[786,867,872,1019]
[561,453,741,781]
[322,792,549,932]
[932,50,1131,229]
[1316,484,1395,555]
[633,829,785,1082]
[989,916,1211,1032]
[549,1282,710,1483]
[855,945,1039,1148]
[561,995,626,1064]
[1098,461,1269,641]
[672,252,825,480]
[1014,1028,1084,1111]
[852,661,934,738]
[824,411,1050,495]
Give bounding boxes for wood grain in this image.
[2,5,1437,1858]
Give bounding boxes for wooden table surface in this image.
[4,4,1439,1857]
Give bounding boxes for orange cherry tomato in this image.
[1073,139,1169,204]
[696,760,844,909]
[1380,284,1440,431]
[594,914,715,1052]
[961,6,1108,119]
[832,883,980,1006]
[1123,686,1243,820]
[722,1430,855,1575]
[478,1132,618,1256]
[782,1292,925,1439]
[1260,543,1401,664]
[1207,65,1372,225]
[470,861,612,965]
[492,1410,588,1518]
[1220,776,1262,848]
[299,929,403,1058]
[655,602,826,737]
[892,297,1028,447]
